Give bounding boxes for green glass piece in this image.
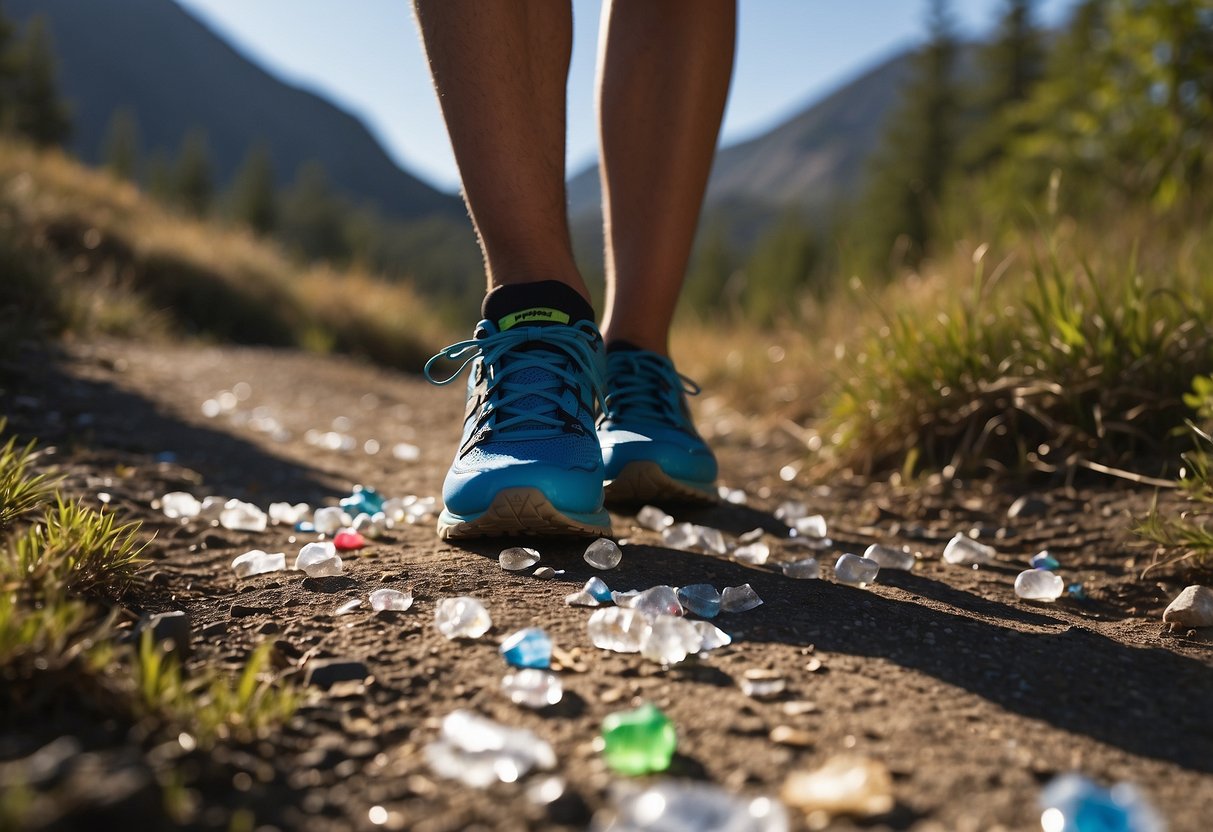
[600,703,677,775]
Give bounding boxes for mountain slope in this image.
[567,50,914,221]
[5,0,462,221]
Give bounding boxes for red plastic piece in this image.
[333,530,366,551]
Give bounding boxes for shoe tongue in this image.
[482,280,595,332]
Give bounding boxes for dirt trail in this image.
[3,339,1212,831]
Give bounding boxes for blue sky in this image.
[173,0,1078,193]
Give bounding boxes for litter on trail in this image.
[599,703,677,776]
[593,780,788,832]
[942,533,997,566]
[500,627,553,669]
[231,549,285,578]
[863,543,915,571]
[499,547,541,572]
[584,538,623,570]
[425,710,556,787]
[295,542,343,577]
[1038,773,1163,832]
[782,755,895,822]
[721,584,763,612]
[502,668,563,709]
[1015,568,1065,601]
[435,596,492,639]
[835,553,879,587]
[369,588,413,611]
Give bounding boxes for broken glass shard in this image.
[942,533,996,566]
[782,557,820,579]
[425,709,555,787]
[637,505,674,531]
[369,588,413,611]
[721,584,763,613]
[499,547,541,572]
[588,607,647,653]
[502,668,563,709]
[584,538,623,570]
[734,541,771,565]
[231,549,285,578]
[677,584,722,619]
[435,597,492,639]
[294,542,343,577]
[862,544,915,571]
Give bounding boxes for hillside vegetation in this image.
[0,140,452,370]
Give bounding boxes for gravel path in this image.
[3,339,1211,831]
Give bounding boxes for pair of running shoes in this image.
[425,300,715,540]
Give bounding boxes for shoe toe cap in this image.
[600,428,717,484]
[443,460,605,517]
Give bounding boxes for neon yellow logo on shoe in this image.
[498,307,570,331]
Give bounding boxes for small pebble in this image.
[1163,585,1213,629]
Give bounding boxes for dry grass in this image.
[0,140,453,369]
[677,212,1213,482]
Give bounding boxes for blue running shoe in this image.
[425,287,611,539]
[598,346,718,505]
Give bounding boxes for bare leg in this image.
[413,0,588,300]
[596,0,736,354]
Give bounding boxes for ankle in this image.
[484,255,591,306]
[601,331,669,356]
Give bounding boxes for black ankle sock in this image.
[482,281,595,330]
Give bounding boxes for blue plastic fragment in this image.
[1031,551,1061,571]
[1067,582,1087,600]
[584,577,613,603]
[677,584,722,619]
[1039,773,1163,832]
[500,628,552,669]
[340,484,384,515]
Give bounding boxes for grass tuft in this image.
[821,241,1213,477]
[0,425,57,532]
[0,591,111,676]
[136,633,298,746]
[1135,504,1213,571]
[8,499,146,596]
[1134,387,1213,570]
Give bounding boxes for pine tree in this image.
[11,15,70,147]
[1000,0,1213,213]
[173,129,213,217]
[145,149,174,202]
[964,0,1045,168]
[278,161,349,263]
[861,0,961,272]
[229,143,277,235]
[102,108,140,180]
[741,210,818,322]
[684,219,736,318]
[0,2,19,126]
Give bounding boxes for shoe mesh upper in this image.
[426,320,605,471]
[601,349,700,434]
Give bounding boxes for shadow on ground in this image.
[461,533,1213,778]
[1,345,339,504]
